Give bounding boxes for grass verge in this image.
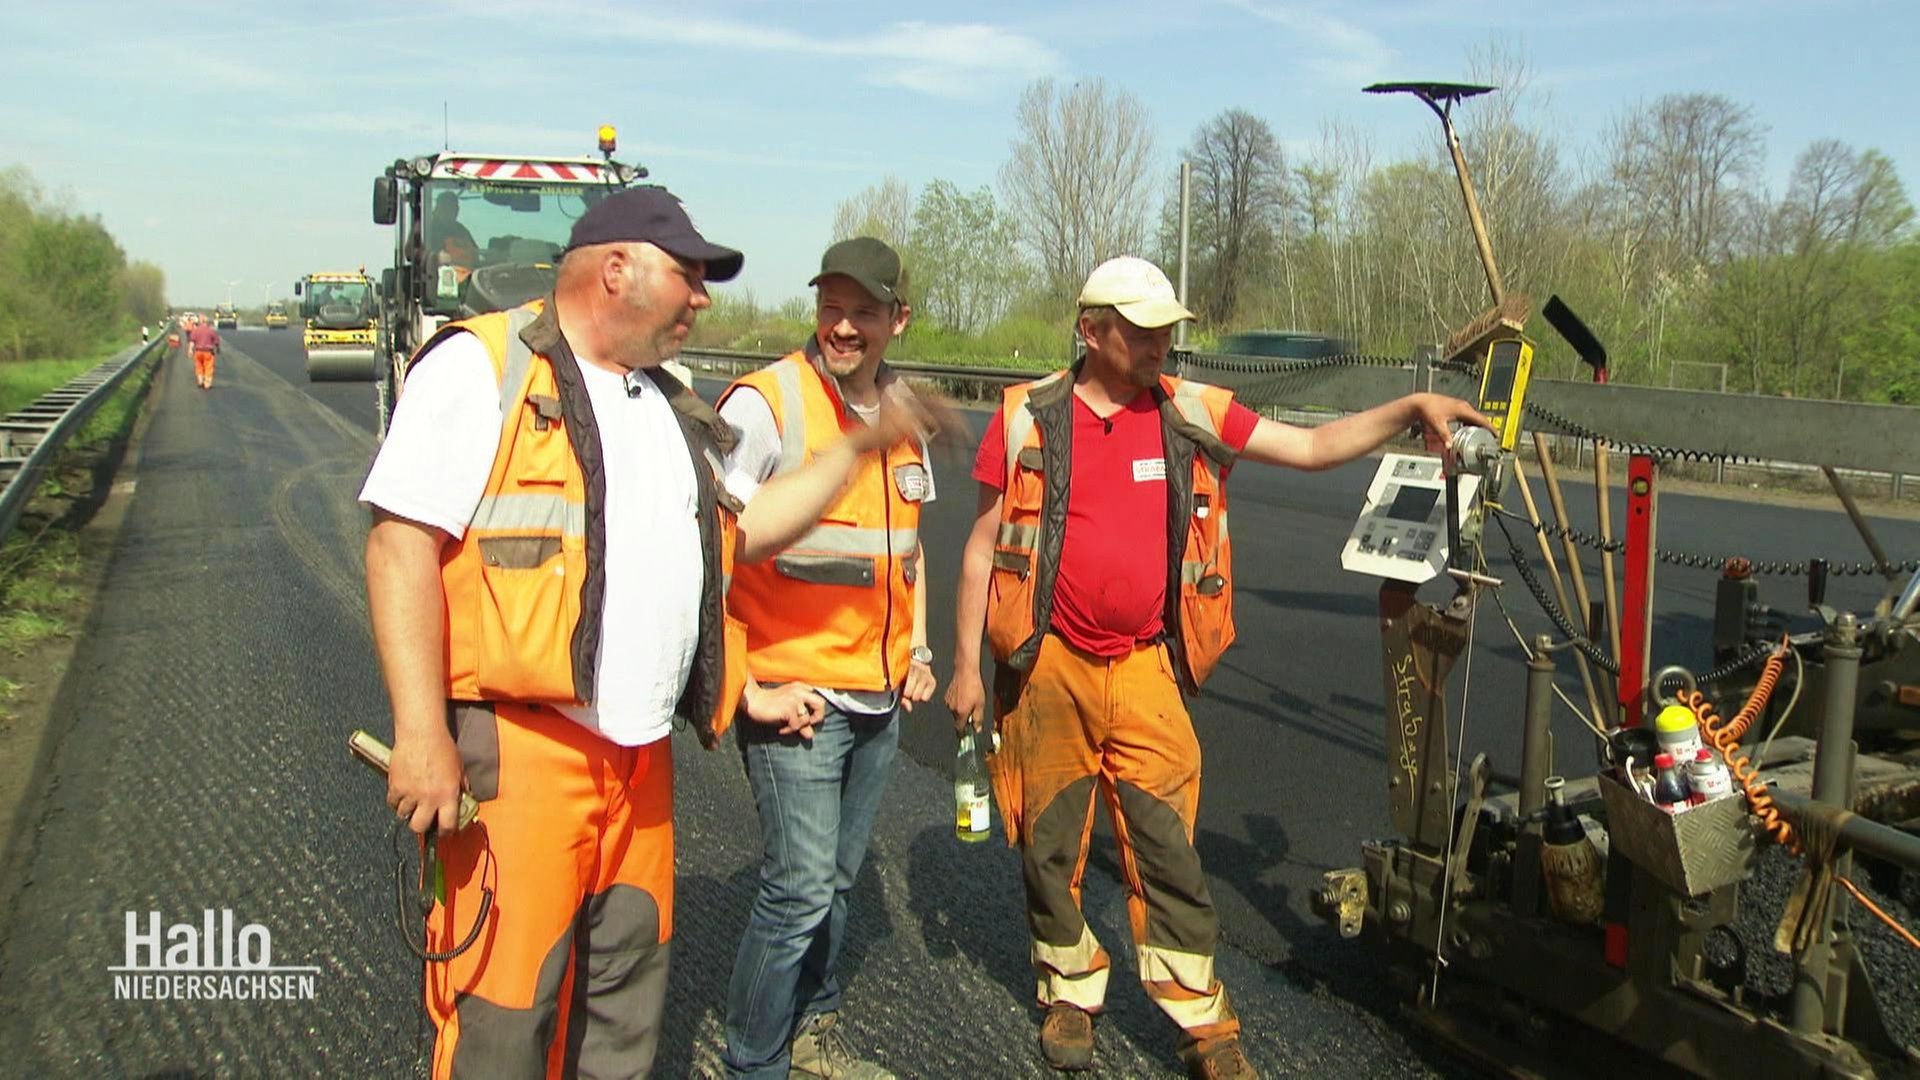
[0,357,102,416]
[0,347,158,712]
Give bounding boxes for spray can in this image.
[1653,704,1704,762]
[1652,752,1691,809]
[1539,776,1604,925]
[1687,748,1734,804]
[955,726,993,843]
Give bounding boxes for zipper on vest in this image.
[879,445,895,690]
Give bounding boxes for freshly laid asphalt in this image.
[0,328,1912,1077]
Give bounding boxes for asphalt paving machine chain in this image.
[1514,514,1920,578]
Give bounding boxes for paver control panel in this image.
[1341,454,1480,583]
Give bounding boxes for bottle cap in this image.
[1654,752,1675,768]
[1695,748,1713,762]
[1654,705,1699,733]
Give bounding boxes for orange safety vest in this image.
[722,350,928,692]
[425,300,747,747]
[985,370,1238,690]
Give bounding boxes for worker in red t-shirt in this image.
[187,320,221,390]
[947,256,1487,1080]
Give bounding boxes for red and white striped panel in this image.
[437,158,606,183]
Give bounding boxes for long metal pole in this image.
[1790,613,1863,1035]
[1771,788,1920,872]
[1176,160,1192,351]
[1821,466,1897,583]
[1533,433,1602,656]
[1511,457,1609,731]
[1594,444,1623,661]
[1520,638,1555,819]
[1441,119,1504,306]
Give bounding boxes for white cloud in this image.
[452,1,1063,100]
[1218,0,1397,89]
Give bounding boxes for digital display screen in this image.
[1385,486,1440,522]
[1483,340,1521,403]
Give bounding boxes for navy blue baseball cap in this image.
[565,186,743,282]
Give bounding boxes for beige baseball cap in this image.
[1077,256,1195,329]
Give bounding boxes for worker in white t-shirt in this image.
[359,187,932,1079]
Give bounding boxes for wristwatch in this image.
[910,645,934,666]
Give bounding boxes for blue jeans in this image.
[723,705,899,1078]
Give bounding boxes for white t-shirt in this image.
[718,383,933,716]
[360,332,703,747]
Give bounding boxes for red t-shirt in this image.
[973,387,1259,657]
[187,324,221,352]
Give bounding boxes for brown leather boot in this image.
[1038,1004,1095,1071]
[1184,1037,1258,1079]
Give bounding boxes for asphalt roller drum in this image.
[305,349,379,382]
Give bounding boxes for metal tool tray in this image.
[1596,771,1755,897]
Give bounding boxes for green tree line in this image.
[708,46,1918,401]
[0,167,166,362]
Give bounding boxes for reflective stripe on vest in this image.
[789,524,921,556]
[769,359,809,473]
[471,492,588,536]
[1172,380,1221,438]
[497,307,539,423]
[1001,371,1065,485]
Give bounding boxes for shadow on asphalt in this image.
[1206,656,1389,763]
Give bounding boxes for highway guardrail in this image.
[0,332,165,543]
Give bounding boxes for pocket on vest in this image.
[475,537,578,702]
[1178,567,1235,687]
[986,549,1035,663]
[773,552,875,587]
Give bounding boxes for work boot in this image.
[787,1011,894,1080]
[1038,1004,1095,1071]
[1183,1037,1258,1080]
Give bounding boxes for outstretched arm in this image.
[1239,392,1490,471]
[735,391,942,563]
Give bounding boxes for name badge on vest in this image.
[1132,457,1166,482]
[893,462,931,503]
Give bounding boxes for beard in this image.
[611,284,691,368]
[818,335,868,376]
[1126,355,1163,387]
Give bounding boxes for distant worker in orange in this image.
[187,318,222,390]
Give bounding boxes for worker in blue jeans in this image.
[718,238,936,1078]
[728,711,900,1077]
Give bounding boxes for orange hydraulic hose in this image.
[1683,640,1920,953]
[1678,640,1791,850]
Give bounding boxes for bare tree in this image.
[1607,93,1765,271]
[999,77,1157,305]
[830,176,913,250]
[1770,141,1913,395]
[1169,108,1292,325]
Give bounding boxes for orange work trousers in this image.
[989,634,1239,1052]
[427,702,675,1079]
[192,349,216,385]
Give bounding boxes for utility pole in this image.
[1176,160,1192,350]
[224,279,243,307]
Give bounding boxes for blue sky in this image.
[4,0,1914,310]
